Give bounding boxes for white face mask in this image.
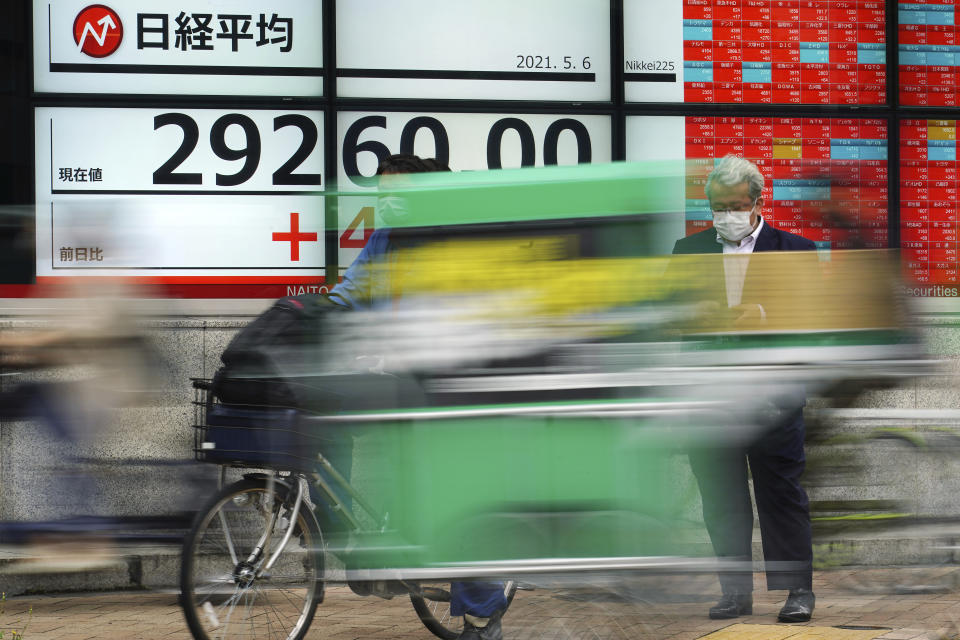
[376,195,409,225]
[712,208,755,242]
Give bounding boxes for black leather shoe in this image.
[708,593,753,619]
[777,588,815,622]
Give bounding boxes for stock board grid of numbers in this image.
[901,119,960,284]
[900,1,960,106]
[682,0,886,104]
[684,117,889,250]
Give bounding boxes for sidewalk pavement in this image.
[2,569,960,640]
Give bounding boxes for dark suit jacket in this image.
[672,219,816,255]
[670,219,817,312]
[670,219,817,419]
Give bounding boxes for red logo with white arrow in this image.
[73,5,123,58]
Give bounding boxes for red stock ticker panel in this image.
[901,119,960,285]
[899,1,960,107]
[684,116,888,249]
[682,0,886,105]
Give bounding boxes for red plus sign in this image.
[272,212,317,261]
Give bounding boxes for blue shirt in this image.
[328,229,394,310]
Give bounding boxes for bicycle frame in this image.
[309,451,390,535]
[225,452,393,582]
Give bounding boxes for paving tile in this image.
[700,624,891,639]
[877,630,934,640]
[5,572,960,639]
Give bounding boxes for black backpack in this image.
[211,294,346,410]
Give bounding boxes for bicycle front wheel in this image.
[180,476,324,640]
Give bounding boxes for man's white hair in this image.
[705,154,764,201]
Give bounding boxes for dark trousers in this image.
[450,581,507,617]
[688,410,813,594]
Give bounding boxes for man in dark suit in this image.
[673,154,817,623]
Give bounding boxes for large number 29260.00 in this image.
[342,115,593,186]
[152,113,322,187]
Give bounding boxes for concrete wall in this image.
[0,301,269,525]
